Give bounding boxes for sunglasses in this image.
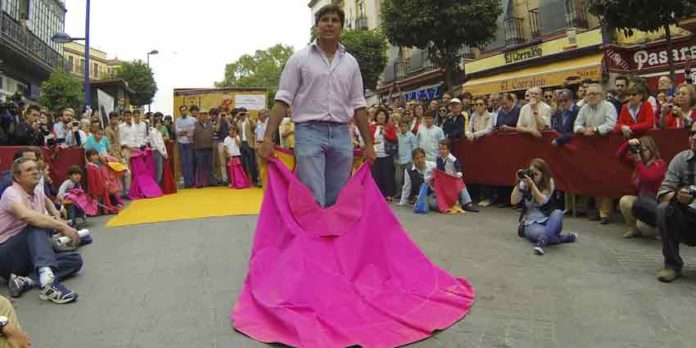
[475,103,486,106]
[545,95,554,99]
[439,109,447,112]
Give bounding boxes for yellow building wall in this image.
[615,25,691,45]
[172,89,268,120]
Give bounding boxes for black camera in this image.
[688,186,696,196]
[517,169,534,179]
[629,143,642,154]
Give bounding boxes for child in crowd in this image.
[416,112,445,161]
[436,141,479,212]
[85,149,118,215]
[398,148,437,209]
[57,165,85,227]
[395,120,417,199]
[224,126,250,189]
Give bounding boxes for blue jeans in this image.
[195,148,217,187]
[179,143,195,188]
[295,122,353,207]
[0,226,83,285]
[524,210,574,246]
[152,150,164,185]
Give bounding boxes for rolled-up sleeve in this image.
[275,54,302,106]
[349,61,367,111]
[658,153,686,200]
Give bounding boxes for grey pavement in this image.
[5,205,696,348]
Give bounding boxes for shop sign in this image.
[605,37,696,72]
[402,85,441,101]
[504,45,543,64]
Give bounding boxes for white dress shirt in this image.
[517,102,552,130]
[118,122,138,148]
[148,127,167,157]
[223,135,241,157]
[134,121,148,147]
[416,124,445,161]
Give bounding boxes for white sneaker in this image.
[533,246,545,255]
[478,199,491,207]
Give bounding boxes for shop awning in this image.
[462,53,604,96]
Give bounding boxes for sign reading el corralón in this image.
[504,46,543,64]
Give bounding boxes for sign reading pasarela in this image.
[605,37,696,72]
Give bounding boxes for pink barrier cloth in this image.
[64,188,98,216]
[231,159,475,348]
[128,149,163,200]
[227,157,250,189]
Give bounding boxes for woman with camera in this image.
[615,136,666,238]
[661,84,696,128]
[511,159,577,255]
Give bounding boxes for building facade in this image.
[63,41,121,80]
[0,0,66,101]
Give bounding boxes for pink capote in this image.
[432,169,466,213]
[231,159,475,348]
[64,188,98,216]
[128,149,163,200]
[227,157,250,189]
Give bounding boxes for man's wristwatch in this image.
[0,315,9,336]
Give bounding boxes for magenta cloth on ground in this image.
[231,159,475,348]
[432,169,466,212]
[227,157,250,189]
[64,188,98,216]
[128,149,163,200]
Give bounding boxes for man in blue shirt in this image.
[175,105,197,188]
[551,89,579,146]
[496,93,521,130]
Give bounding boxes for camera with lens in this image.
[629,143,643,154]
[688,185,696,196]
[517,169,534,179]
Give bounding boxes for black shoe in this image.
[463,204,480,212]
[600,217,610,225]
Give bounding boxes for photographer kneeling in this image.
[512,159,577,255]
[616,137,665,239]
[656,123,696,282]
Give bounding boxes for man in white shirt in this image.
[148,124,168,185]
[133,110,148,148]
[516,87,552,138]
[175,105,197,188]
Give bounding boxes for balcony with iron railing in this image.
[529,9,541,38]
[0,12,62,71]
[355,15,369,30]
[565,0,589,28]
[504,16,526,45]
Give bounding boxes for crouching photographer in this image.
[615,137,666,239]
[511,158,577,255]
[656,123,696,283]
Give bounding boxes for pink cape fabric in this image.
[128,149,163,200]
[231,159,475,348]
[64,188,98,216]
[432,169,466,213]
[227,157,250,189]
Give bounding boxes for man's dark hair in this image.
[13,148,33,161]
[109,111,120,119]
[123,110,133,115]
[438,139,451,150]
[179,105,188,111]
[154,112,164,118]
[209,108,219,116]
[314,4,345,28]
[189,105,200,112]
[26,105,41,114]
[411,148,426,159]
[133,109,142,114]
[68,165,83,176]
[615,75,629,85]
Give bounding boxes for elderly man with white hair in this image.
[516,87,552,138]
[573,83,618,224]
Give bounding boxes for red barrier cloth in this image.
[453,129,687,198]
[0,147,85,191]
[432,169,466,212]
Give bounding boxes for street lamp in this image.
[146,50,158,112]
[51,0,91,112]
[146,49,159,67]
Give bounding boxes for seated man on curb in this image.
[0,295,31,348]
[0,157,82,304]
[655,122,696,283]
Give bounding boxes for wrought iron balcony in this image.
[565,0,589,28]
[529,9,541,38]
[355,16,369,30]
[0,12,62,71]
[504,16,526,46]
